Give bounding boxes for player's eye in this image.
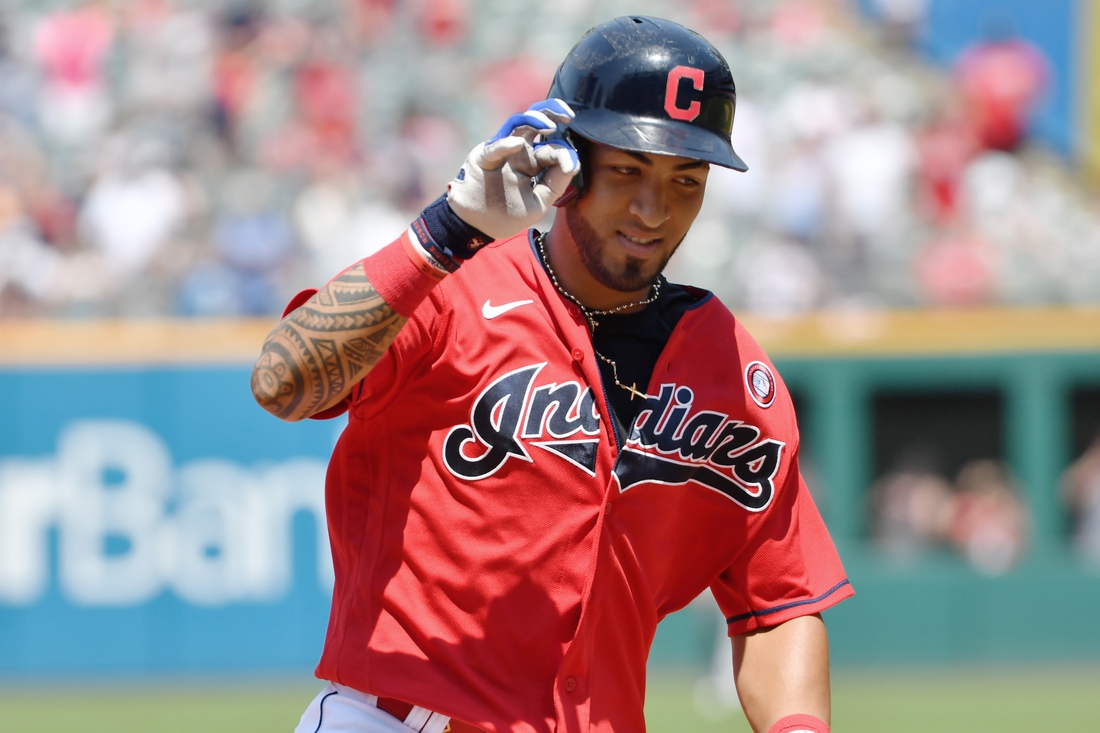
[610,165,640,175]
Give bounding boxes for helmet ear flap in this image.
[553,130,590,207]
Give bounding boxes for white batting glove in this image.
[446,99,580,240]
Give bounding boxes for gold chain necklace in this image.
[536,231,658,401]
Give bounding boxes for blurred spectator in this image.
[734,236,823,315]
[914,106,979,224]
[0,183,58,311]
[33,4,114,144]
[769,0,832,51]
[868,0,928,49]
[960,148,1030,225]
[914,228,996,305]
[292,30,358,169]
[948,460,1028,574]
[417,0,468,48]
[871,458,1028,573]
[78,134,187,281]
[769,141,827,244]
[28,186,80,253]
[480,56,554,124]
[120,1,215,115]
[179,168,294,317]
[1063,435,1100,566]
[349,0,398,46]
[823,107,917,245]
[398,113,464,205]
[0,181,110,313]
[0,15,37,127]
[871,470,954,558]
[211,4,264,154]
[779,81,851,145]
[292,171,407,283]
[293,173,359,261]
[953,17,1049,153]
[689,0,742,39]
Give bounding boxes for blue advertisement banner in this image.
[8,338,1099,674]
[0,366,338,674]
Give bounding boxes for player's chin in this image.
[607,258,661,293]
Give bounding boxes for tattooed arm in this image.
[251,262,408,422]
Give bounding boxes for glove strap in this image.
[417,194,493,263]
[767,714,830,733]
[405,218,459,279]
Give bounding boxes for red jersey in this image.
[305,229,852,732]
[955,39,1048,151]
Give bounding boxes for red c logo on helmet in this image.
[664,66,704,122]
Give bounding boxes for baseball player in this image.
[252,16,852,733]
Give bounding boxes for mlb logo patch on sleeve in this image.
[745,361,776,408]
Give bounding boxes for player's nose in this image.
[627,180,671,229]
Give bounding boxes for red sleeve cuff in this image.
[361,231,443,317]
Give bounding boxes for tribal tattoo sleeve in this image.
[251,262,408,421]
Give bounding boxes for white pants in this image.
[295,683,452,733]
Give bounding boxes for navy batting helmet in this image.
[547,16,748,173]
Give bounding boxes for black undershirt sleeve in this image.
[590,278,702,437]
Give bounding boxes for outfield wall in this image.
[2,310,1099,674]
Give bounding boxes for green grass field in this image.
[2,667,1099,732]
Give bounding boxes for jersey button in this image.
[564,677,577,693]
[571,348,584,362]
[605,502,613,514]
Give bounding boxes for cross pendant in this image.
[628,383,645,401]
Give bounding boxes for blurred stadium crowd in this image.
[1,0,1099,567]
[870,434,1100,574]
[870,459,1031,575]
[2,0,1099,319]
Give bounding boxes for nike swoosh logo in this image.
[482,299,534,319]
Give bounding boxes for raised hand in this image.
[446,98,580,240]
